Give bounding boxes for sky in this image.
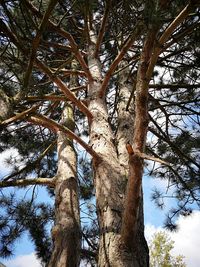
[0,148,200,267]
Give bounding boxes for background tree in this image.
[0,0,200,266]
[149,231,186,267]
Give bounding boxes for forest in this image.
[0,0,200,266]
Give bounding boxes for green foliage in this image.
[149,231,186,267]
[0,192,53,264]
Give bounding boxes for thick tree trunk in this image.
[88,33,149,266]
[48,105,81,267]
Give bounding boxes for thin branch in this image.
[27,113,100,160]
[23,0,93,82]
[149,83,200,90]
[35,59,93,119]
[138,151,171,167]
[94,0,111,58]
[14,0,59,102]
[3,140,56,181]
[0,177,55,188]
[146,3,195,80]
[25,94,67,102]
[99,22,143,98]
[149,125,200,169]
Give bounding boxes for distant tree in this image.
[149,231,186,267]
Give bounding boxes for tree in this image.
[149,231,186,267]
[0,0,200,266]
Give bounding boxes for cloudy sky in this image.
[2,210,200,267]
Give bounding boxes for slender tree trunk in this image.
[88,30,149,266]
[0,89,13,122]
[48,104,81,267]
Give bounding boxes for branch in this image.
[138,151,171,167]
[3,141,56,181]
[35,59,93,119]
[23,0,93,82]
[25,94,67,102]
[94,0,111,58]
[99,22,143,98]
[121,144,143,247]
[146,3,195,80]
[149,125,200,169]
[14,0,59,102]
[121,29,157,248]
[0,104,40,127]
[27,113,100,159]
[149,83,200,90]
[0,177,55,188]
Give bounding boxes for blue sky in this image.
[0,150,200,267]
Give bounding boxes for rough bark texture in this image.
[0,89,13,122]
[88,31,149,266]
[48,105,81,267]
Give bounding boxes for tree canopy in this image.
[0,0,200,266]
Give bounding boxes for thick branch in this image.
[121,144,143,247]
[121,29,157,247]
[0,177,55,188]
[0,104,40,127]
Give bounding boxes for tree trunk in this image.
[88,32,149,266]
[0,89,13,122]
[48,104,81,267]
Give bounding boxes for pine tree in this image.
[0,0,200,266]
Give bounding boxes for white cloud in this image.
[5,253,42,267]
[145,210,200,267]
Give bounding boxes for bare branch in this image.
[0,104,40,127]
[0,177,55,188]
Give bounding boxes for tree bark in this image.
[48,104,81,267]
[0,89,13,122]
[88,30,149,266]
